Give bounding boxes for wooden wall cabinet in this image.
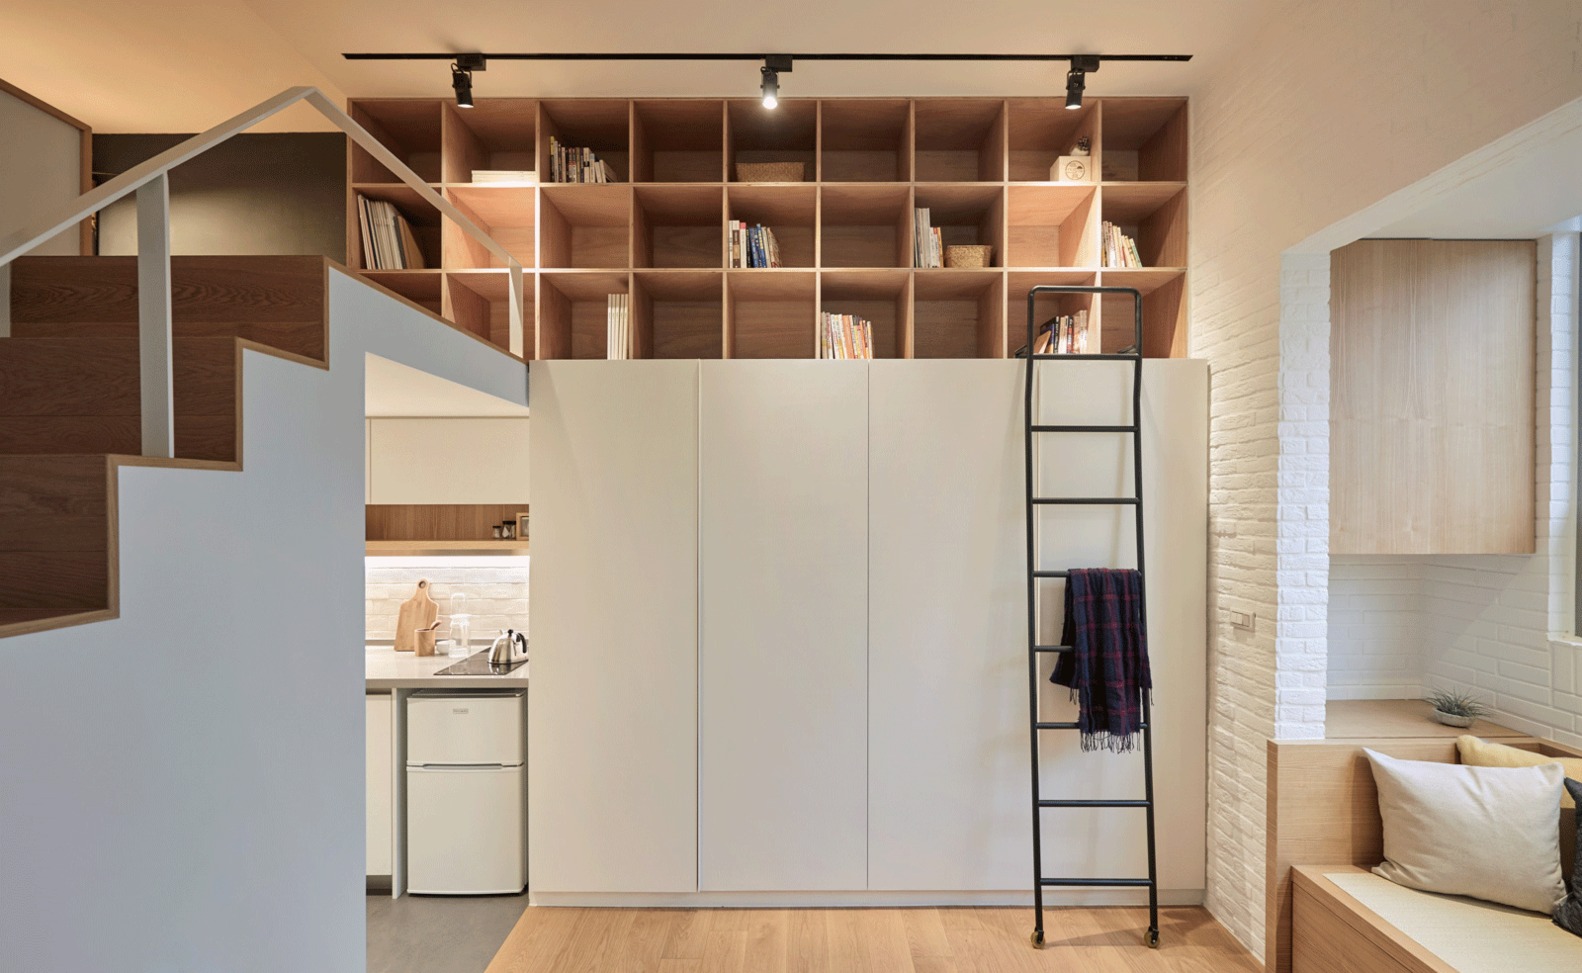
[1330,239,1536,555]
[346,96,1191,361]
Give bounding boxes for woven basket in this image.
[945,245,993,269]
[736,161,806,183]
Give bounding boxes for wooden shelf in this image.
[1324,699,1524,741]
[345,96,1191,361]
[366,540,529,557]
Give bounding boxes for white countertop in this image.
[365,644,529,690]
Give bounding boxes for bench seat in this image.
[1292,865,1582,973]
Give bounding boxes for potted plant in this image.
[1425,689,1487,728]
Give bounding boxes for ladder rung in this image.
[1036,721,1148,730]
[1033,570,1068,578]
[1033,644,1073,654]
[1040,878,1153,888]
[1031,353,1140,361]
[1031,497,1140,506]
[1038,799,1150,809]
[1030,424,1136,434]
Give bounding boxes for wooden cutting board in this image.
[394,579,438,653]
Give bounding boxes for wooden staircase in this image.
[0,255,330,636]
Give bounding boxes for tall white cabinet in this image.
[530,358,1208,901]
[527,362,699,893]
[698,362,870,891]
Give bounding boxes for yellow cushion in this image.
[1457,736,1582,808]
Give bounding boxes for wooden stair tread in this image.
[0,256,331,638]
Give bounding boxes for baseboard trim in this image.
[528,888,1205,909]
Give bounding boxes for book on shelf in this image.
[820,312,875,360]
[1028,309,1091,356]
[1101,221,1144,269]
[549,137,621,184]
[730,222,783,269]
[913,208,945,268]
[357,194,427,271]
[605,293,631,360]
[471,170,537,185]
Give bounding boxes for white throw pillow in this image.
[1364,748,1566,914]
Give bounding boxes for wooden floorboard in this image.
[484,908,1259,973]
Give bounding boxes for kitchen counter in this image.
[365,645,528,690]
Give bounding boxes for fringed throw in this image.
[1049,568,1152,753]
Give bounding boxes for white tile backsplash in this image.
[365,560,529,645]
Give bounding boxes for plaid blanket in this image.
[1049,568,1152,752]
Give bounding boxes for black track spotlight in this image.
[451,53,487,108]
[761,55,793,109]
[1065,55,1099,110]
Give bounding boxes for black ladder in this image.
[1022,285,1158,950]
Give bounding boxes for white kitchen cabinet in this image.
[365,692,393,878]
[867,359,1208,894]
[528,362,699,894]
[366,417,529,505]
[698,361,869,892]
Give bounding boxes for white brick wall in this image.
[1327,557,1424,699]
[366,560,530,647]
[1190,4,1582,956]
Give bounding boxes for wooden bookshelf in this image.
[346,96,1190,359]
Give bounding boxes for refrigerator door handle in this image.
[407,762,522,770]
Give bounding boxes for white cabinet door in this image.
[868,359,1208,895]
[365,693,393,877]
[698,361,869,891]
[367,417,529,504]
[867,361,1028,890]
[528,361,699,893]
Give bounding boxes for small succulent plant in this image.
[1425,688,1487,719]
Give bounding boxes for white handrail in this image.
[0,86,526,456]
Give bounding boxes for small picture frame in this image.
[516,511,530,542]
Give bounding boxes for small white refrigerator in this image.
[406,689,527,894]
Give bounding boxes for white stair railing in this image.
[0,86,526,459]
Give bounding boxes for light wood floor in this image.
[484,906,1259,972]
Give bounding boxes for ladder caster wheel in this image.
[1145,928,1160,949]
[1030,930,1045,949]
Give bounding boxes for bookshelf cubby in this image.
[345,95,1190,361]
[727,185,816,267]
[822,268,911,359]
[727,100,817,182]
[821,100,911,182]
[635,185,724,268]
[821,185,911,269]
[727,271,817,359]
[634,270,725,359]
[632,100,725,183]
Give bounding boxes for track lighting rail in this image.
[343,52,1190,63]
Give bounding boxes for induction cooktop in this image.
[434,650,526,676]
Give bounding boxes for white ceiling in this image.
[365,355,529,417]
[2,0,1274,132]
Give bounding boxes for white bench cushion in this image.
[1327,870,1582,972]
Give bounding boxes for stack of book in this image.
[913,208,944,268]
[357,194,426,270]
[471,169,537,185]
[821,312,875,360]
[606,293,631,359]
[1031,309,1092,355]
[549,137,619,183]
[730,222,782,268]
[1101,221,1144,268]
